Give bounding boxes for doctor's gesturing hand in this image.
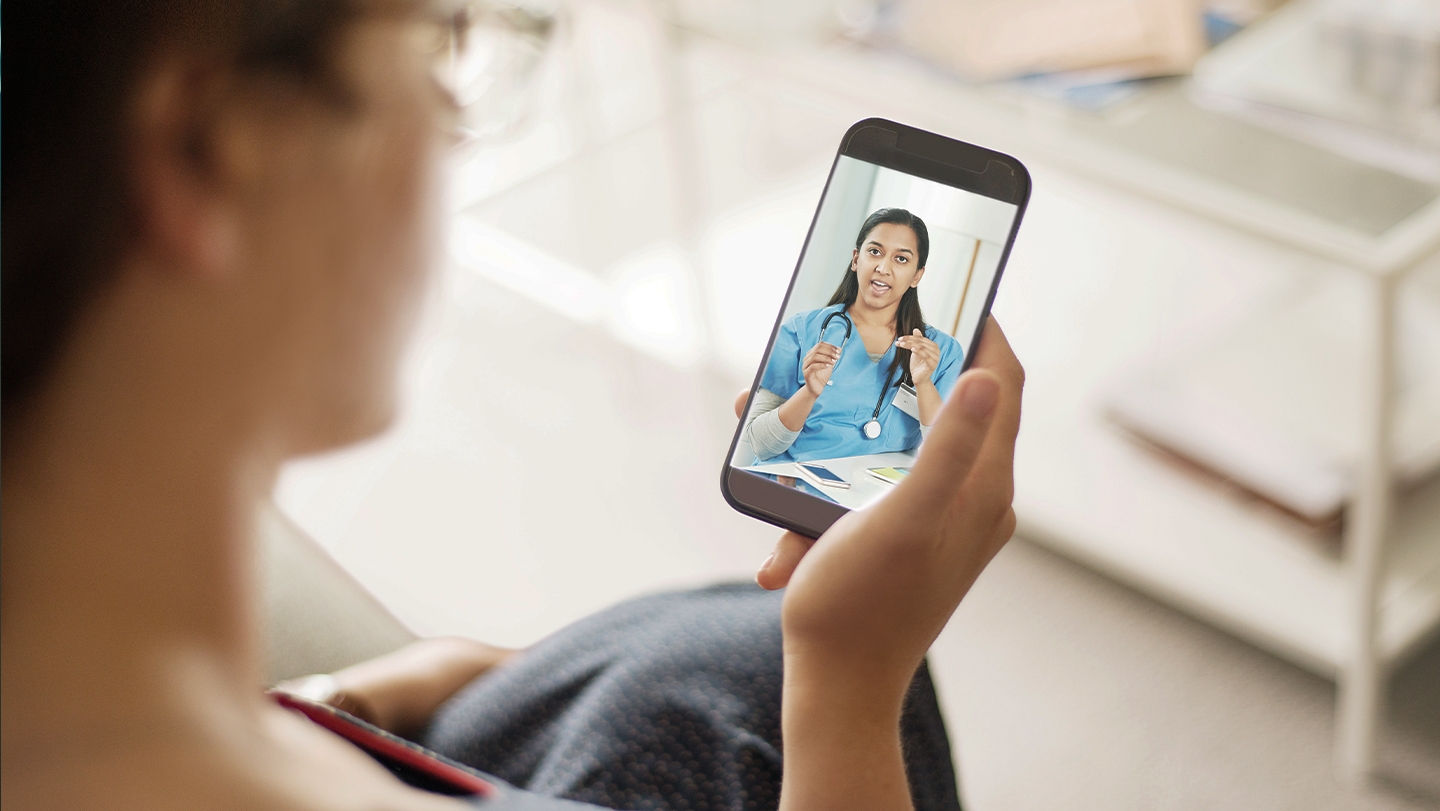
[757,318,1024,811]
[897,328,945,426]
[772,340,843,433]
[802,341,841,396]
[897,328,940,383]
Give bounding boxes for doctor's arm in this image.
[745,389,802,460]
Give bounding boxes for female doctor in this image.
[746,208,964,463]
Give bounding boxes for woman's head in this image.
[847,208,928,311]
[827,208,929,386]
[4,0,461,455]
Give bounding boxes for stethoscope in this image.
[818,310,899,441]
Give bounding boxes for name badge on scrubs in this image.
[892,383,920,421]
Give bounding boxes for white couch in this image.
[258,499,417,684]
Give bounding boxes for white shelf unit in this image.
[764,43,1440,784]
[970,88,1440,787]
[1014,414,1440,680]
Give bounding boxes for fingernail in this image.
[960,375,1000,419]
[756,552,776,579]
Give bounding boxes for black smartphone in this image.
[721,118,1029,538]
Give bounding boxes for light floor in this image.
[276,4,1440,808]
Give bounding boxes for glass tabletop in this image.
[1072,83,1437,239]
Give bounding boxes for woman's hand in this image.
[896,328,941,384]
[278,637,520,739]
[757,318,1023,811]
[766,320,1020,670]
[801,341,841,397]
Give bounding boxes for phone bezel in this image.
[720,117,1031,540]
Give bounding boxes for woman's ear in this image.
[910,266,926,287]
[850,247,859,271]
[130,59,243,283]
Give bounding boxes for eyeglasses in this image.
[410,0,557,142]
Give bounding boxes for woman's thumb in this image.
[903,370,999,506]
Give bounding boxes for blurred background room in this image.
[266,0,1440,807]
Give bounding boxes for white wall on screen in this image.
[777,156,1016,363]
[864,166,1016,353]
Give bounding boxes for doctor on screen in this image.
[746,208,964,464]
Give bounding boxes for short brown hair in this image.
[2,0,365,408]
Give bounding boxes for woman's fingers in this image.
[905,334,939,380]
[756,531,817,590]
[802,345,839,371]
[802,360,832,377]
[902,318,1022,518]
[966,319,1025,459]
[954,319,1024,511]
[899,369,1001,512]
[896,331,938,358]
[734,388,750,419]
[971,318,1025,396]
[907,342,937,364]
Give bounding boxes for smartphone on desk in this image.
[722,118,1029,538]
[797,463,851,490]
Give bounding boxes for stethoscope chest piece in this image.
[816,308,897,441]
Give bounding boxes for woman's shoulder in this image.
[785,304,844,332]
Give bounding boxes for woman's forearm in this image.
[327,637,517,738]
[777,388,819,433]
[779,653,913,811]
[915,379,943,427]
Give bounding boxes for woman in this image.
[1,2,1024,810]
[746,209,965,464]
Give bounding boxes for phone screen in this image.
[726,123,1025,525]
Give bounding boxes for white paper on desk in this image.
[1103,272,1440,523]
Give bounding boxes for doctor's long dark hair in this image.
[827,208,930,388]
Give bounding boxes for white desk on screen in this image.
[745,451,917,511]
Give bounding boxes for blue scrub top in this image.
[758,303,964,463]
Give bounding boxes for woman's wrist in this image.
[783,638,919,710]
[914,377,942,425]
[781,388,819,430]
[780,653,912,811]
